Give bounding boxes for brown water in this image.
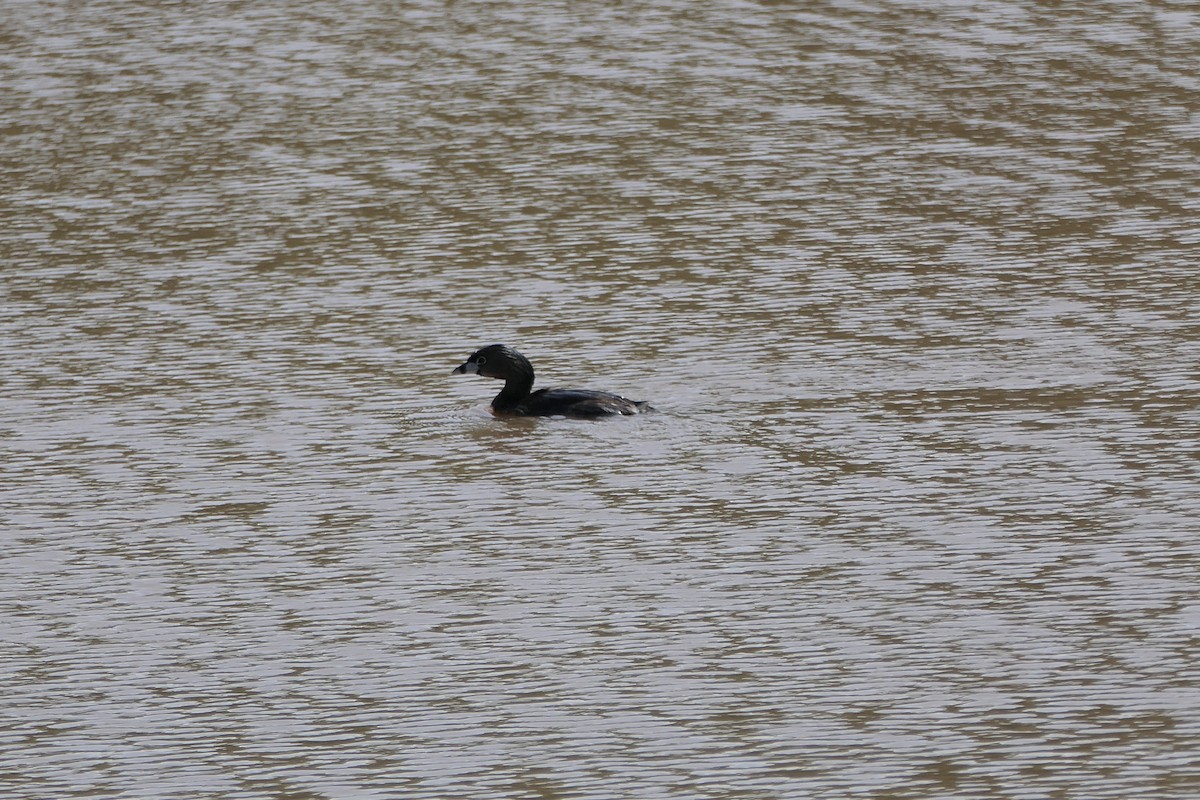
[3,2,1199,798]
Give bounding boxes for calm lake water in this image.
[3,1,1199,798]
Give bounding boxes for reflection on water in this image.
[3,1,1198,798]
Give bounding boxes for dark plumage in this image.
[451,344,652,418]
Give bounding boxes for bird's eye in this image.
[475,355,487,365]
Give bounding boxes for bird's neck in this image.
[492,370,534,412]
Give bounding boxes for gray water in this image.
[3,1,1199,798]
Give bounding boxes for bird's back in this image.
[521,388,652,418]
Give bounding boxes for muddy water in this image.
[3,2,1198,798]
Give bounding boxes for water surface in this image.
[3,1,1198,798]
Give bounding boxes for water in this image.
[3,1,1199,798]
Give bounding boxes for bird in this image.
[452,344,652,418]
